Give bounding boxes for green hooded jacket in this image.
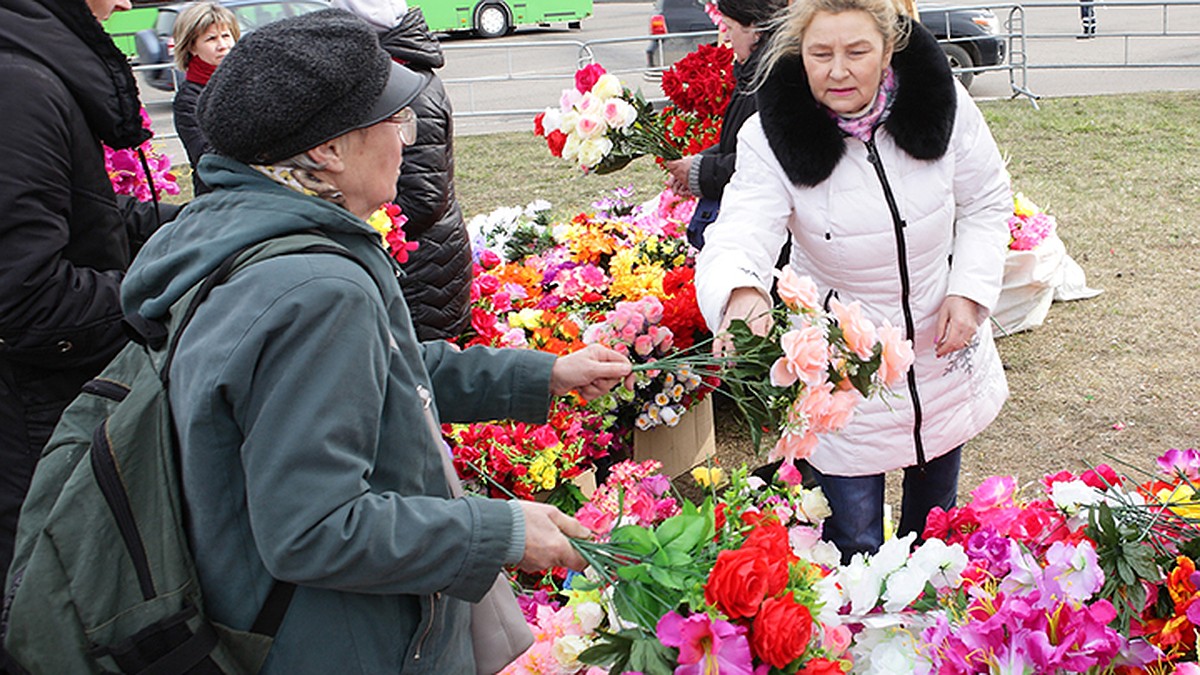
[121,155,556,673]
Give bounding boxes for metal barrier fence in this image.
[136,0,1200,141]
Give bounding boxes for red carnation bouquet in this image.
[659,43,736,158]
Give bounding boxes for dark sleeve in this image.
[0,70,125,368]
[697,149,739,201]
[394,80,453,238]
[172,83,212,169]
[120,195,182,255]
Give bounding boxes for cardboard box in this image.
[632,397,717,478]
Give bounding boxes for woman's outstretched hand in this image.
[550,344,634,400]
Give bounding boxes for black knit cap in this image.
[198,8,428,164]
[717,0,787,27]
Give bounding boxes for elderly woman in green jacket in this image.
[121,10,631,673]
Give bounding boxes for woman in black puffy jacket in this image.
[172,2,239,195]
[336,0,473,340]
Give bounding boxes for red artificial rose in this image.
[546,130,567,158]
[798,657,846,675]
[745,520,798,565]
[1081,463,1121,489]
[750,594,814,669]
[704,546,788,619]
[574,63,606,93]
[533,111,546,137]
[922,506,951,540]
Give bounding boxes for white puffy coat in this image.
[696,24,1011,476]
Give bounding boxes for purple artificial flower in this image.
[656,611,754,675]
[1041,541,1103,603]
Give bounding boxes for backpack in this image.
[1,233,371,674]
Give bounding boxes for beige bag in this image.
[425,397,534,674]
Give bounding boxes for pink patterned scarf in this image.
[828,67,897,143]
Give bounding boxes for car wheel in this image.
[475,3,510,38]
[942,43,975,89]
[568,20,581,29]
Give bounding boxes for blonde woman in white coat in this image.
[695,0,1011,563]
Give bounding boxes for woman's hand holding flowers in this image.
[517,502,591,572]
[550,344,635,400]
[715,287,773,356]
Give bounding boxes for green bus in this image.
[102,6,160,61]
[409,0,592,38]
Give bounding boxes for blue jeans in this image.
[813,446,962,564]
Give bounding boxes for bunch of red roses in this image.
[658,43,735,160]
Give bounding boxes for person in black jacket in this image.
[664,0,788,249]
[172,1,240,196]
[0,0,178,582]
[335,0,473,341]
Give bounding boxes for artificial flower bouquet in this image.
[534,64,682,174]
[442,190,710,503]
[509,461,847,675]
[1008,192,1057,251]
[104,107,180,202]
[366,202,419,264]
[642,267,915,474]
[658,43,735,158]
[500,447,1200,674]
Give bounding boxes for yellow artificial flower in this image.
[529,451,559,491]
[691,466,725,488]
[1157,485,1200,520]
[509,308,545,330]
[366,207,392,245]
[1013,192,1041,218]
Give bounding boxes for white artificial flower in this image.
[574,113,607,140]
[561,133,581,162]
[850,625,923,675]
[524,199,552,217]
[559,87,582,113]
[552,634,592,669]
[602,98,638,130]
[799,486,833,522]
[590,73,623,100]
[881,565,926,612]
[540,107,562,134]
[578,91,606,116]
[559,109,580,135]
[836,554,881,617]
[812,572,844,625]
[907,538,968,591]
[575,137,612,169]
[1050,479,1103,513]
[573,601,604,633]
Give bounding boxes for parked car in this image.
[645,0,1006,90]
[135,0,327,91]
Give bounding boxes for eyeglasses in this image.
[385,107,418,145]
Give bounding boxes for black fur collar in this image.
[756,19,957,187]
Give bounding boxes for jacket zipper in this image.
[864,136,927,468]
[412,383,439,662]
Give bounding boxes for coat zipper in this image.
[864,136,927,468]
[413,383,439,662]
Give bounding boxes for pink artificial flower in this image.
[829,299,877,359]
[775,267,819,312]
[876,319,914,385]
[769,324,830,388]
[656,611,754,675]
[575,113,605,139]
[574,63,607,93]
[970,475,1017,510]
[776,459,806,486]
[821,623,853,657]
[1158,447,1200,481]
[770,429,818,463]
